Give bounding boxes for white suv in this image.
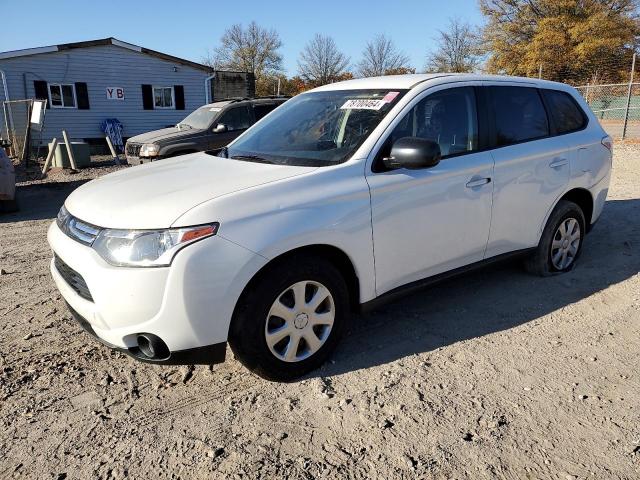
[48,74,612,381]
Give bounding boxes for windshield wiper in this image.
[230,155,275,164]
[177,123,193,130]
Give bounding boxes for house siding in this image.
[0,44,211,144]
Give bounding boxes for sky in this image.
[0,0,484,75]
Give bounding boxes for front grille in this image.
[67,217,100,245]
[57,209,101,246]
[54,254,94,302]
[126,143,141,157]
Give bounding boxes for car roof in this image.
[311,74,453,91]
[202,97,289,109]
[310,73,573,92]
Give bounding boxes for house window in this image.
[153,86,174,109]
[48,83,76,108]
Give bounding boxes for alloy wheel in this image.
[550,217,581,270]
[264,280,335,362]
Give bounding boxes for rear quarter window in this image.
[489,86,550,146]
[542,89,587,134]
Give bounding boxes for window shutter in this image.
[174,85,185,110]
[141,84,153,110]
[34,80,49,109]
[75,82,90,109]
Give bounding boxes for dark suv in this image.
[125,96,289,165]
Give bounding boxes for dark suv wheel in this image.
[228,255,349,381]
[0,198,18,213]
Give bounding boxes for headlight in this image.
[139,143,160,157]
[57,204,70,229]
[92,223,219,267]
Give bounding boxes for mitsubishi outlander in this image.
[48,74,612,381]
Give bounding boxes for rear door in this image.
[540,88,608,188]
[209,105,253,149]
[484,85,570,258]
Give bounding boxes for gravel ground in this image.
[1,149,639,479]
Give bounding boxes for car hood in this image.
[65,153,317,229]
[128,127,206,145]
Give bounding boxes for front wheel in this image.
[0,198,18,213]
[228,256,349,381]
[525,200,586,276]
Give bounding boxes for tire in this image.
[524,200,586,277]
[0,198,18,213]
[228,255,350,382]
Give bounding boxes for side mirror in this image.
[213,123,227,133]
[383,137,441,170]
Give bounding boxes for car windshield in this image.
[225,89,407,167]
[178,105,223,130]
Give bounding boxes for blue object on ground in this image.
[100,119,124,153]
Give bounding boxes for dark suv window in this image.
[253,103,278,121]
[542,89,587,134]
[219,106,252,131]
[490,86,549,146]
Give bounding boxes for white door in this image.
[483,85,570,258]
[366,86,495,295]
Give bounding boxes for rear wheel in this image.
[525,200,585,276]
[228,256,349,381]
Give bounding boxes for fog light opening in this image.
[136,333,170,360]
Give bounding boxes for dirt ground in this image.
[1,148,639,480]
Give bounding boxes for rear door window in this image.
[219,106,252,131]
[489,86,549,146]
[542,89,587,134]
[253,103,278,121]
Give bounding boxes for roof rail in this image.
[254,95,292,99]
[216,95,291,103]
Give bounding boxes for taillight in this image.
[601,136,613,152]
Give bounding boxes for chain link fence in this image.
[533,53,640,141]
[574,82,640,140]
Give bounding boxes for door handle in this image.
[466,177,491,188]
[549,158,568,169]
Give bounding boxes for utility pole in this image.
[538,63,543,79]
[622,52,636,140]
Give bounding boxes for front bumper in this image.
[48,220,268,363]
[66,302,226,364]
[126,155,159,166]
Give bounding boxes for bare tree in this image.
[357,34,411,77]
[212,21,283,77]
[202,48,223,70]
[426,18,482,73]
[298,34,350,86]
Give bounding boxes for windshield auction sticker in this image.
[383,91,400,103]
[341,99,386,110]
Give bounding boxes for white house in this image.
[0,37,255,148]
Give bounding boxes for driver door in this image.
[366,86,495,295]
[209,105,253,149]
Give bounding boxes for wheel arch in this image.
[559,188,594,230]
[538,187,595,243]
[162,148,199,158]
[233,244,361,316]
